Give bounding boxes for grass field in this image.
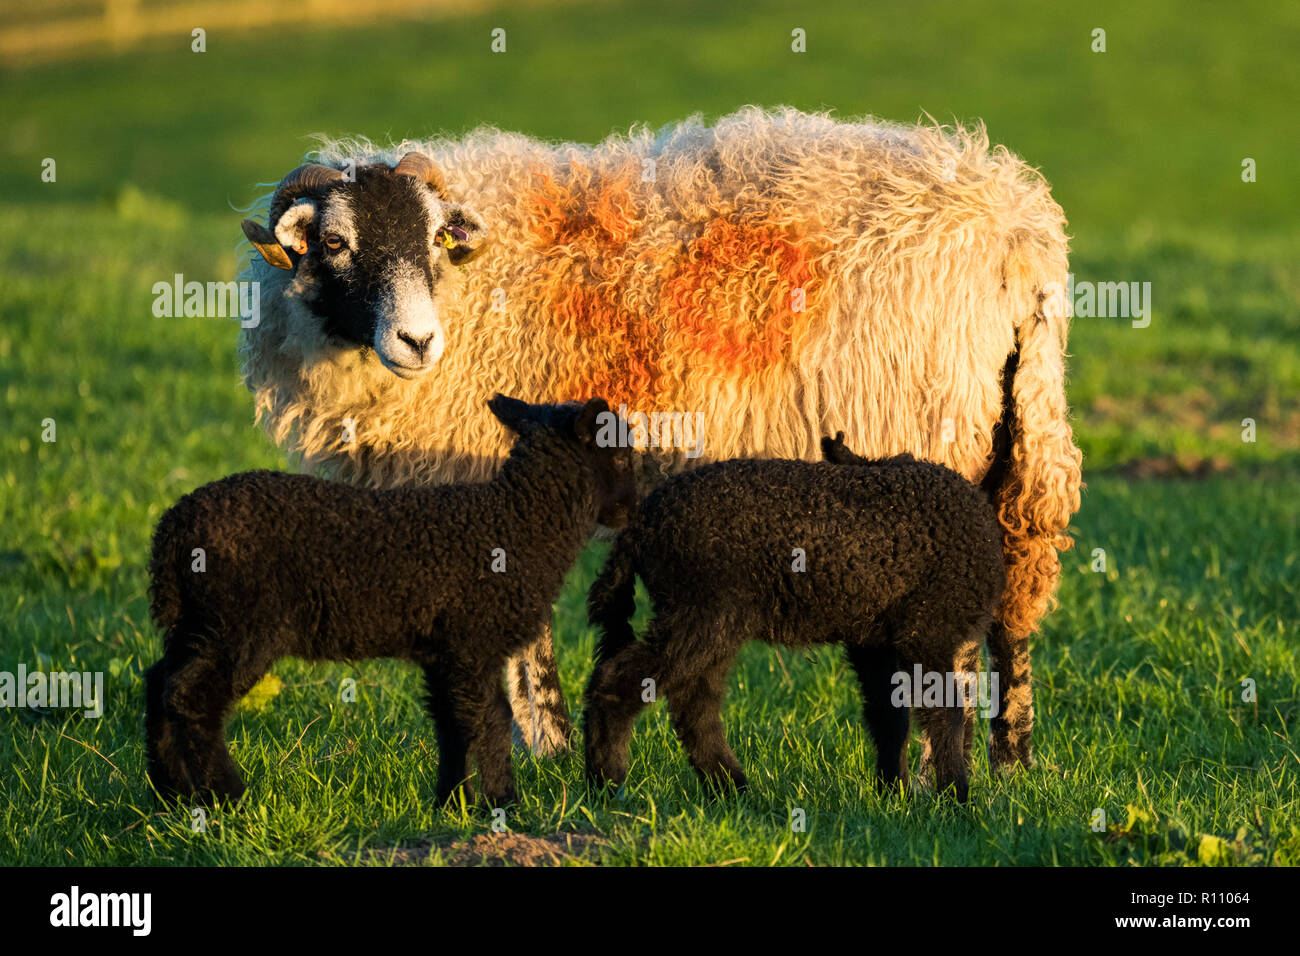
[1,0,1297,865]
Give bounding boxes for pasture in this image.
[1,0,1296,865]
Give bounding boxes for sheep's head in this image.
[242,153,487,379]
[488,395,639,530]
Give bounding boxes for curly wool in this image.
[238,105,1082,645]
[144,400,631,807]
[584,451,1006,801]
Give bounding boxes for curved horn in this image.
[268,163,346,225]
[393,151,449,200]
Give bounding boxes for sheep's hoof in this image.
[701,768,748,797]
[584,760,631,799]
[934,780,970,804]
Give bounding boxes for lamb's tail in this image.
[979,344,1019,504]
[587,532,639,665]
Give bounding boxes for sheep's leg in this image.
[153,643,247,803]
[506,622,573,757]
[891,598,979,801]
[666,662,747,794]
[467,682,519,809]
[145,658,185,799]
[422,667,474,806]
[916,637,985,784]
[847,644,910,795]
[954,638,982,764]
[987,621,1034,771]
[915,694,969,802]
[583,642,660,789]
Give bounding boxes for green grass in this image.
[1,0,1297,865]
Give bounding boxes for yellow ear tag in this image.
[436,225,469,250]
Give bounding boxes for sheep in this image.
[236,106,1083,766]
[144,395,636,807]
[821,425,1019,771]
[583,439,1005,802]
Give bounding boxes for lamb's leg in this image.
[422,667,474,806]
[154,644,247,803]
[666,662,747,794]
[847,644,910,795]
[916,640,984,783]
[467,682,519,809]
[507,622,573,757]
[905,637,973,803]
[955,637,982,764]
[915,694,969,802]
[891,595,978,801]
[987,621,1034,771]
[145,658,184,799]
[583,641,660,789]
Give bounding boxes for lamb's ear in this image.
[435,203,488,266]
[273,200,317,257]
[821,430,864,464]
[575,397,611,447]
[241,219,294,270]
[488,394,537,434]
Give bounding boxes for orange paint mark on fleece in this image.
[527,162,641,248]
[544,277,661,408]
[525,162,663,408]
[661,215,825,377]
[522,167,826,406]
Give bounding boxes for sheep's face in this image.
[489,395,639,529]
[245,160,487,379]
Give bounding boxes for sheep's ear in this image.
[435,203,488,266]
[488,394,536,434]
[574,397,611,447]
[241,219,294,270]
[274,200,317,257]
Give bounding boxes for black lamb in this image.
[584,435,1004,802]
[146,395,636,807]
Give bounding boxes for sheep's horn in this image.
[394,151,449,200]
[268,163,346,226]
[242,218,294,270]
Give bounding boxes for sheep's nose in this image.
[397,330,435,358]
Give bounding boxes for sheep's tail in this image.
[993,306,1084,641]
[979,344,1019,504]
[588,532,639,665]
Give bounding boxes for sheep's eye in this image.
[323,234,345,251]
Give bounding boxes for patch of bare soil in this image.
[370,832,608,867]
